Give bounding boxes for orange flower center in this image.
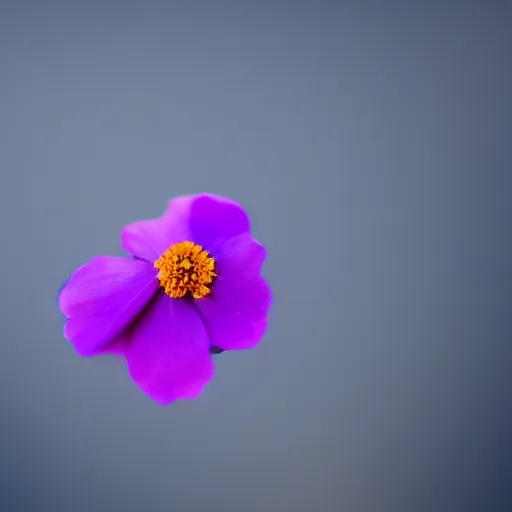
[154,241,216,299]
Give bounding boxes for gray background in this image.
[1,3,511,511]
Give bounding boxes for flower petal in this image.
[195,233,272,350]
[188,194,250,252]
[121,196,192,262]
[126,294,214,405]
[121,194,250,262]
[59,256,159,356]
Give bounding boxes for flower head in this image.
[58,194,272,405]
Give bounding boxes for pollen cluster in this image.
[154,241,216,299]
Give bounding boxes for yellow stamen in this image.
[154,241,216,299]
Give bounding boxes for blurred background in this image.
[1,2,511,511]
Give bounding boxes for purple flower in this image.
[59,194,272,405]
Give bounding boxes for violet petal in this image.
[121,196,192,262]
[121,194,250,263]
[59,256,159,357]
[126,294,214,405]
[188,193,251,253]
[195,233,272,351]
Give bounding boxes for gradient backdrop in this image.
[1,3,511,511]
